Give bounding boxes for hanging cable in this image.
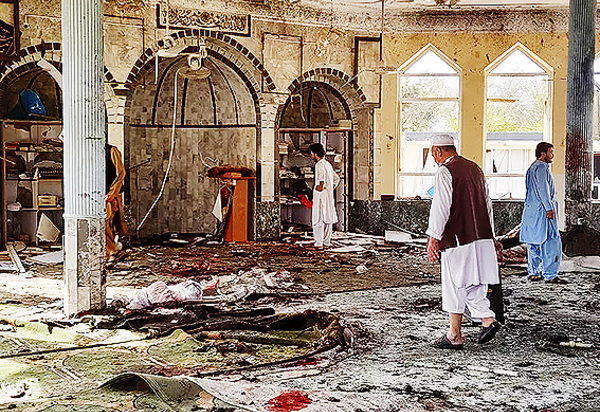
[136,68,181,232]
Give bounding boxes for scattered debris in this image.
[126,280,204,310]
[497,244,528,265]
[329,245,365,253]
[558,340,593,349]
[6,244,26,274]
[0,262,18,272]
[385,230,413,244]
[36,213,61,243]
[27,251,63,266]
[355,264,368,274]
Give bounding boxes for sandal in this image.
[527,274,542,281]
[432,334,463,350]
[478,321,501,344]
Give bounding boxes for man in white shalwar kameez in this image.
[426,135,501,349]
[310,143,340,248]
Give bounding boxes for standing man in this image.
[309,143,340,249]
[520,142,564,284]
[426,135,501,349]
[106,143,128,264]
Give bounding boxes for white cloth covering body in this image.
[312,158,340,247]
[426,157,499,318]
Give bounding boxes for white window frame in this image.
[397,45,462,199]
[485,43,553,200]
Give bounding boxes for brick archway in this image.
[0,42,116,91]
[275,68,374,203]
[0,42,118,120]
[125,29,275,96]
[123,30,276,239]
[274,68,368,129]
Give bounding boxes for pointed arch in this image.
[398,44,462,75]
[485,42,553,76]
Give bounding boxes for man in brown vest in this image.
[426,135,501,349]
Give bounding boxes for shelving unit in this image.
[277,127,351,232]
[1,120,64,248]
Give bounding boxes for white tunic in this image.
[312,158,340,225]
[426,158,499,288]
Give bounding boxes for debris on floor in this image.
[2,239,599,411]
[27,250,63,266]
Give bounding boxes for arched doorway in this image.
[127,53,259,237]
[277,81,353,232]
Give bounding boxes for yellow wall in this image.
[381,32,570,197]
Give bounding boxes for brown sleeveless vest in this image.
[439,156,494,251]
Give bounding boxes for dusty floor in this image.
[0,241,599,411]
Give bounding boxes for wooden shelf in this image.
[1,120,63,126]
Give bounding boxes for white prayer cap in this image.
[431,134,454,147]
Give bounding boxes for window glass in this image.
[398,48,460,199]
[486,47,550,200]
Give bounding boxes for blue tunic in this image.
[520,160,560,245]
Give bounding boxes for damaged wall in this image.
[127,55,258,237]
[380,30,571,196]
[6,2,600,239]
[348,200,525,237]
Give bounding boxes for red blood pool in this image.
[266,390,312,411]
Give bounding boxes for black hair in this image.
[535,142,554,158]
[309,143,325,158]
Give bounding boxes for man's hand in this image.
[427,237,441,264]
[315,183,324,192]
[546,210,555,219]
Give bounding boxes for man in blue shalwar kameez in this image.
[520,142,565,284]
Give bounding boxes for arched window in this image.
[485,45,551,199]
[398,46,460,198]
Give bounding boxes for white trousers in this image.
[313,222,333,247]
[442,279,495,320]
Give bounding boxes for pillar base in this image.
[64,216,106,316]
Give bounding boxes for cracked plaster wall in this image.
[8,2,600,238]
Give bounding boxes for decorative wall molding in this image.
[157,4,251,37]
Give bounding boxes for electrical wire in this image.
[136,62,220,231]
[136,68,181,232]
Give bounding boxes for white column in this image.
[62,0,106,316]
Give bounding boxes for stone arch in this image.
[275,68,374,207]
[122,28,274,168]
[123,30,274,238]
[274,68,367,127]
[125,29,275,95]
[0,41,118,120]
